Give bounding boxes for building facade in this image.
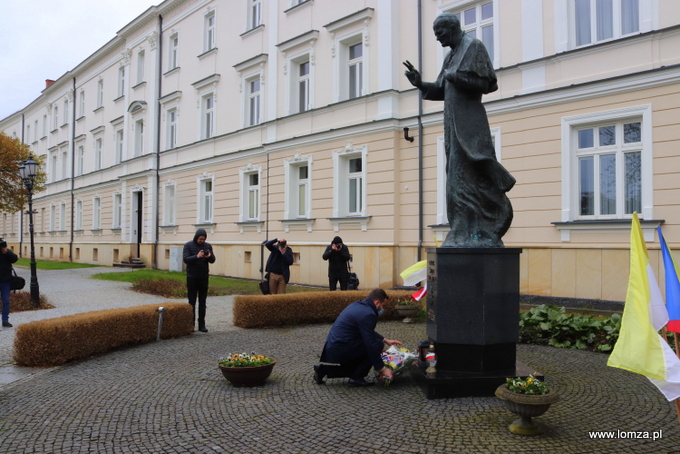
[2,0,679,301]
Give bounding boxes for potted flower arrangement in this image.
[394,298,421,319]
[218,352,276,387]
[495,373,559,436]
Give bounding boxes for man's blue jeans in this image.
[0,281,11,323]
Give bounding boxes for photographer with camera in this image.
[322,236,351,291]
[183,228,216,332]
[264,238,294,294]
[0,239,18,328]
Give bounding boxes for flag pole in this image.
[675,332,680,424]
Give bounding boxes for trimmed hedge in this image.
[13,303,194,367]
[233,290,415,328]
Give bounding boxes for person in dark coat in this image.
[183,228,216,332]
[322,236,351,291]
[313,288,403,387]
[0,239,18,328]
[264,238,294,294]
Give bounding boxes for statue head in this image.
[433,13,464,48]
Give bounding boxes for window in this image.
[63,99,69,125]
[204,11,216,52]
[50,152,57,182]
[93,197,101,230]
[76,145,84,176]
[198,178,214,223]
[167,108,177,149]
[450,2,495,62]
[247,77,261,126]
[169,33,179,70]
[61,149,68,180]
[134,119,144,156]
[79,91,85,117]
[201,95,215,139]
[115,129,124,164]
[136,50,145,84]
[118,66,126,97]
[97,79,104,108]
[26,125,31,143]
[163,183,176,225]
[248,0,262,30]
[75,201,83,230]
[574,0,639,47]
[59,202,66,231]
[53,106,59,130]
[297,60,310,113]
[347,43,363,99]
[560,105,652,231]
[113,193,122,229]
[94,137,102,170]
[285,156,312,219]
[33,120,38,141]
[244,172,260,220]
[43,115,47,136]
[75,200,83,230]
[50,205,56,231]
[333,143,368,217]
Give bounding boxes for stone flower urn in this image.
[495,384,559,436]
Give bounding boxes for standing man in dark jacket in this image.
[314,288,402,387]
[183,228,216,332]
[322,236,351,291]
[0,239,18,328]
[264,238,294,294]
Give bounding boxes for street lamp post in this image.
[19,157,40,308]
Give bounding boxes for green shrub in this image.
[13,303,193,367]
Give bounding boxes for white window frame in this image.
[96,79,104,108]
[61,148,68,180]
[79,91,85,117]
[284,154,313,220]
[571,0,641,48]
[63,99,69,125]
[75,199,83,230]
[59,202,66,231]
[444,1,498,66]
[115,128,124,164]
[33,120,38,142]
[247,0,262,30]
[113,192,123,229]
[204,10,216,52]
[332,143,368,218]
[163,182,177,225]
[246,75,262,127]
[93,196,102,230]
[49,204,56,232]
[134,118,145,156]
[201,93,215,139]
[168,33,179,70]
[166,107,178,149]
[50,151,57,182]
[291,55,312,114]
[53,105,59,130]
[76,143,84,176]
[118,66,126,98]
[94,136,103,170]
[239,165,261,222]
[136,50,145,84]
[42,114,47,136]
[26,124,31,144]
[197,174,215,224]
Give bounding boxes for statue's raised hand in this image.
[403,60,421,88]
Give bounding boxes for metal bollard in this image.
[157,307,165,341]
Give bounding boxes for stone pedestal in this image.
[417,247,524,398]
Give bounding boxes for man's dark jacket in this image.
[322,243,351,277]
[183,228,216,279]
[320,297,385,371]
[264,239,294,283]
[0,248,18,283]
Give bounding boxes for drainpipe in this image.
[70,76,76,261]
[153,14,163,270]
[417,0,424,261]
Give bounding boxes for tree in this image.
[0,132,47,213]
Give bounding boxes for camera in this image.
[0,239,6,249]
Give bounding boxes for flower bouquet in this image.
[504,373,549,395]
[377,345,418,386]
[218,351,274,368]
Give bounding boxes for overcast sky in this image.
[0,0,158,121]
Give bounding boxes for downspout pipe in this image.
[70,76,76,261]
[417,0,424,261]
[153,14,163,270]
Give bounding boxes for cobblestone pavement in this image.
[0,269,678,453]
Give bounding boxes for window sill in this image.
[197,48,218,59]
[193,223,216,235]
[241,24,264,38]
[111,228,122,235]
[235,220,264,234]
[328,216,371,232]
[132,81,146,90]
[284,0,313,15]
[164,67,180,76]
[76,115,85,122]
[90,229,103,236]
[552,219,664,242]
[94,106,104,113]
[160,225,179,235]
[428,223,450,245]
[114,95,125,103]
[280,218,316,233]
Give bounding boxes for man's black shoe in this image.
[348,378,374,387]
[313,364,326,385]
[2,322,12,328]
[198,326,208,333]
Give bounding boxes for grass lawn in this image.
[15,259,100,270]
[92,268,319,296]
